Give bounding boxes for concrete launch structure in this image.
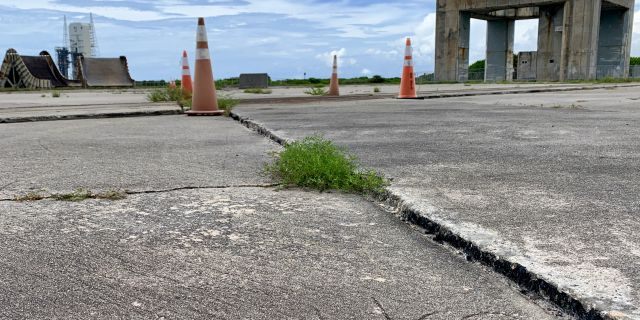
[435,0,635,82]
[69,23,94,57]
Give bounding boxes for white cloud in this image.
[361,68,371,75]
[316,48,356,67]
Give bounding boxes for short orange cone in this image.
[398,37,418,99]
[328,55,339,96]
[186,17,223,116]
[181,50,193,96]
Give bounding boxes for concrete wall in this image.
[485,20,515,81]
[239,74,269,89]
[597,7,632,78]
[518,52,538,80]
[434,0,635,82]
[537,5,565,81]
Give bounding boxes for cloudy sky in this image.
[1,0,640,80]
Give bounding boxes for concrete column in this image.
[485,19,515,82]
[434,0,470,82]
[597,8,631,78]
[537,5,565,81]
[564,0,602,80]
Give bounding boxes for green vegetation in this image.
[244,88,272,94]
[14,191,46,202]
[146,86,183,103]
[217,94,239,117]
[52,189,95,201]
[373,87,381,93]
[52,189,127,202]
[265,136,387,194]
[51,90,61,98]
[304,86,328,96]
[630,57,640,65]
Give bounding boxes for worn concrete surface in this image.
[0,188,566,319]
[0,114,566,319]
[0,116,277,198]
[233,85,640,319]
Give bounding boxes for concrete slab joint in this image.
[434,0,635,82]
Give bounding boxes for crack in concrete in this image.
[229,111,604,320]
[372,297,392,320]
[460,311,519,319]
[0,183,280,202]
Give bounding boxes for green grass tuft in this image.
[304,86,328,96]
[244,88,272,94]
[14,191,46,202]
[265,136,387,194]
[146,86,182,102]
[217,94,239,116]
[51,188,127,201]
[51,91,61,98]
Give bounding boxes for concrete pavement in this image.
[232,85,640,319]
[0,115,564,319]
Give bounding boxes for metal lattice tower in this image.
[55,15,71,78]
[89,13,99,57]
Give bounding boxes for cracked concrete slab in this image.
[0,188,565,319]
[233,86,640,319]
[0,116,278,198]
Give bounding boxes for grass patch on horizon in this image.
[265,136,387,194]
[244,88,272,94]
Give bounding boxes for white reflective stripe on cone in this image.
[196,48,210,60]
[404,59,414,67]
[197,26,208,42]
[405,46,413,57]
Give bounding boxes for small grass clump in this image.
[373,87,381,93]
[244,88,272,94]
[217,94,239,116]
[265,136,387,194]
[146,86,182,102]
[304,86,328,96]
[51,91,61,98]
[14,191,46,202]
[51,189,127,202]
[52,188,94,202]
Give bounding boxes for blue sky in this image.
[1,1,640,80]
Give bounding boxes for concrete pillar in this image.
[564,0,602,80]
[485,19,515,82]
[597,8,632,78]
[434,0,470,82]
[537,5,565,81]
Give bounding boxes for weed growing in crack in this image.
[265,135,387,194]
[217,94,239,117]
[51,189,127,202]
[14,191,46,202]
[52,189,94,201]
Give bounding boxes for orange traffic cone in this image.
[186,17,223,116]
[328,55,339,96]
[181,50,193,96]
[398,37,418,99]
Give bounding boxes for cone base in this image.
[185,110,225,116]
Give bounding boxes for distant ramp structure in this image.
[76,56,135,87]
[0,49,79,89]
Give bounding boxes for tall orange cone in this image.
[328,55,339,96]
[186,17,223,116]
[181,50,193,96]
[398,37,418,99]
